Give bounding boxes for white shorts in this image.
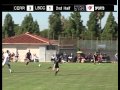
[2,59,9,66]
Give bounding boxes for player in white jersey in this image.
[2,50,12,73]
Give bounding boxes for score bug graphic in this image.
[27,5,34,11]
[86,4,94,11]
[88,6,92,10]
[46,5,53,11]
[74,5,86,11]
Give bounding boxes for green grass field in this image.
[2,62,118,90]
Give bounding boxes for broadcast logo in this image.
[86,4,94,11]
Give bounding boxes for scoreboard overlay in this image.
[2,4,117,12]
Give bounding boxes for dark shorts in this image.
[55,64,59,68]
[26,58,31,61]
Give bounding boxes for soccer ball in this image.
[38,64,41,67]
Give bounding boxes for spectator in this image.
[81,56,86,63]
[93,52,98,64]
[68,53,73,62]
[15,51,19,62]
[98,53,103,64]
[86,53,93,62]
[63,52,68,62]
[11,52,15,62]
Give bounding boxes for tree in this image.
[33,20,40,35]
[14,24,21,35]
[114,21,118,39]
[80,26,87,39]
[69,12,84,38]
[96,12,105,29]
[40,29,49,38]
[101,12,118,40]
[86,12,101,39]
[61,16,71,37]
[68,16,76,37]
[21,13,40,34]
[49,12,62,39]
[3,13,15,38]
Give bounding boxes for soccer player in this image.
[25,50,32,65]
[54,59,60,76]
[114,53,118,63]
[15,50,19,62]
[98,53,103,64]
[48,54,56,69]
[2,50,12,73]
[93,52,98,64]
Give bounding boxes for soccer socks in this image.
[26,62,29,65]
[55,70,59,76]
[7,64,12,73]
[7,64,11,69]
[9,69,12,73]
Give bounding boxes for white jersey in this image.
[2,52,9,66]
[51,55,55,59]
[115,53,118,60]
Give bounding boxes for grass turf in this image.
[2,62,118,90]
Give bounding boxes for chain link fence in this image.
[58,37,118,61]
[77,39,118,60]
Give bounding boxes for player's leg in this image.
[5,60,12,73]
[33,58,36,62]
[15,56,18,62]
[26,61,29,65]
[52,63,55,71]
[93,58,96,64]
[2,62,5,68]
[55,68,59,76]
[2,59,6,68]
[7,63,12,73]
[48,60,53,69]
[26,58,30,65]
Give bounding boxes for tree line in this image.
[2,12,118,40]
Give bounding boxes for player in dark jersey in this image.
[54,59,60,76]
[25,50,32,65]
[48,54,56,69]
[93,52,98,64]
[52,53,62,76]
